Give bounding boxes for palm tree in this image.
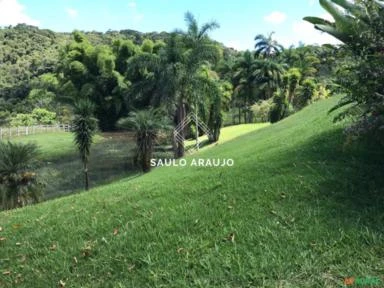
[254,32,284,58]
[173,12,220,157]
[72,99,98,191]
[127,12,221,158]
[183,11,220,49]
[118,109,171,172]
[286,68,302,104]
[233,50,257,123]
[254,59,286,99]
[0,142,42,210]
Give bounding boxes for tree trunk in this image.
[174,101,186,158]
[142,137,152,173]
[243,108,247,124]
[84,161,89,191]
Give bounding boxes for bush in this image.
[10,113,37,127]
[0,142,43,210]
[313,83,330,101]
[294,79,316,109]
[31,108,56,124]
[251,99,273,123]
[9,108,57,127]
[270,90,289,123]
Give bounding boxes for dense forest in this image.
[0,20,339,132]
[1,1,384,286]
[2,0,384,167]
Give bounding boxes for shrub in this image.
[0,142,43,210]
[10,113,37,127]
[270,90,289,123]
[31,108,57,124]
[251,99,273,123]
[294,79,316,109]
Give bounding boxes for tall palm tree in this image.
[128,12,221,158]
[233,50,257,123]
[72,99,98,191]
[183,11,220,49]
[254,32,284,58]
[118,109,171,172]
[0,142,42,210]
[173,12,220,157]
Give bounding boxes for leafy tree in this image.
[305,0,384,143]
[61,32,131,131]
[118,109,171,172]
[0,24,61,111]
[112,39,139,74]
[194,66,232,142]
[10,113,36,126]
[71,99,98,190]
[31,108,56,124]
[141,39,155,53]
[0,142,42,210]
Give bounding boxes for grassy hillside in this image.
[1,97,384,287]
[7,125,265,199]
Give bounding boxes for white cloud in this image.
[128,1,137,8]
[127,1,144,23]
[66,8,78,19]
[278,19,341,47]
[308,0,316,6]
[224,38,254,51]
[264,11,287,25]
[133,13,144,22]
[0,0,40,26]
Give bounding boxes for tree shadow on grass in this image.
[285,127,384,232]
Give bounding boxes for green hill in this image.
[1,97,384,287]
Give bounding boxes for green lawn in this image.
[185,123,269,151]
[8,132,136,199]
[11,132,77,161]
[1,97,384,287]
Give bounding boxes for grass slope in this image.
[1,97,384,287]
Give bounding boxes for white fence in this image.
[0,124,71,140]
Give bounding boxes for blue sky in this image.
[0,0,340,50]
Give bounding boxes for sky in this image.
[0,0,341,50]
